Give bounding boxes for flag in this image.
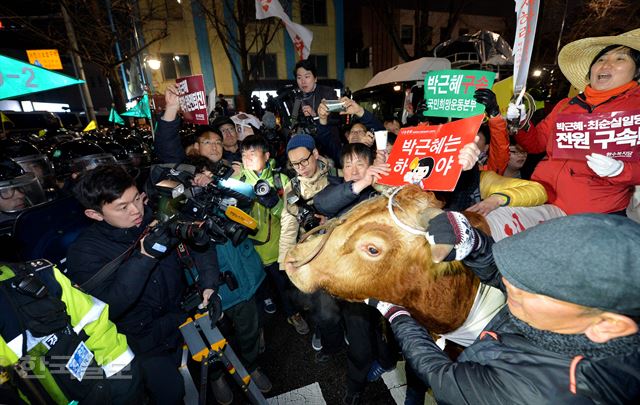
[108,107,125,125]
[121,94,152,120]
[255,0,313,60]
[1,112,13,126]
[0,54,84,99]
[512,0,540,95]
[82,120,97,132]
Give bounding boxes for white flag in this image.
[512,0,540,95]
[255,0,313,60]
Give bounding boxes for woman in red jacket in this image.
[514,29,640,215]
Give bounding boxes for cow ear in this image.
[431,243,454,263]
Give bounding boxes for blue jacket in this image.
[216,239,265,311]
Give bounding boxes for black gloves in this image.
[427,211,481,262]
[142,223,180,259]
[474,88,500,117]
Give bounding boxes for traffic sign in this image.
[0,54,84,100]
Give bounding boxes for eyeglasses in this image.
[290,151,314,169]
[1,187,24,200]
[199,140,223,146]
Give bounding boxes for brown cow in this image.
[284,184,494,336]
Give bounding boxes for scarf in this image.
[508,311,640,360]
[583,81,638,106]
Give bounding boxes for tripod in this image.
[179,312,268,405]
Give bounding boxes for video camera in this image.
[148,162,258,247]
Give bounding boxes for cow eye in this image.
[366,245,380,256]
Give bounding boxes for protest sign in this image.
[176,74,208,125]
[552,110,640,161]
[0,54,83,99]
[424,70,496,118]
[379,114,484,191]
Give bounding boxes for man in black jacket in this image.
[370,213,640,404]
[66,165,219,404]
[314,143,394,405]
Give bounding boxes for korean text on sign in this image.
[380,114,484,191]
[423,69,496,119]
[553,110,640,161]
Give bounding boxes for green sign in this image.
[0,54,84,100]
[423,69,496,118]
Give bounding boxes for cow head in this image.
[284,185,485,331]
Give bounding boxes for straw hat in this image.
[558,28,640,91]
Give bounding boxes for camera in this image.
[149,162,258,246]
[287,194,321,232]
[254,180,280,209]
[324,100,346,113]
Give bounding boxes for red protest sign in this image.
[176,74,208,125]
[552,110,640,161]
[379,114,484,191]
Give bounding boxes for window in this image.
[147,0,183,20]
[249,53,278,79]
[300,0,326,25]
[306,55,328,78]
[160,54,192,80]
[401,25,413,45]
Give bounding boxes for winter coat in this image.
[515,86,640,214]
[66,207,218,355]
[278,157,334,268]
[479,170,547,207]
[215,239,265,311]
[236,162,290,265]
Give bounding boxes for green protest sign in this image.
[423,69,496,118]
[0,54,84,100]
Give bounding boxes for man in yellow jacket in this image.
[0,259,140,404]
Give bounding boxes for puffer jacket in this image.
[515,86,640,214]
[278,157,334,268]
[479,170,547,207]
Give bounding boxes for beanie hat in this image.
[493,214,640,317]
[286,134,316,153]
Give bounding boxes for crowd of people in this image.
[1,29,639,405]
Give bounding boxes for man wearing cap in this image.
[278,134,340,355]
[368,213,640,404]
[212,116,242,163]
[512,28,640,215]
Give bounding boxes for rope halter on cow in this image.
[290,217,346,267]
[385,186,437,245]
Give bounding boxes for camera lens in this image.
[254,180,271,196]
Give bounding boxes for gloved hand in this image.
[364,298,410,322]
[586,153,624,177]
[426,211,481,262]
[141,224,179,259]
[506,102,526,122]
[474,88,500,117]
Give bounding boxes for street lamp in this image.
[146,57,161,70]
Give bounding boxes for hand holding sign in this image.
[175,75,208,125]
[378,114,484,191]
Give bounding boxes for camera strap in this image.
[78,228,149,294]
[176,243,199,287]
